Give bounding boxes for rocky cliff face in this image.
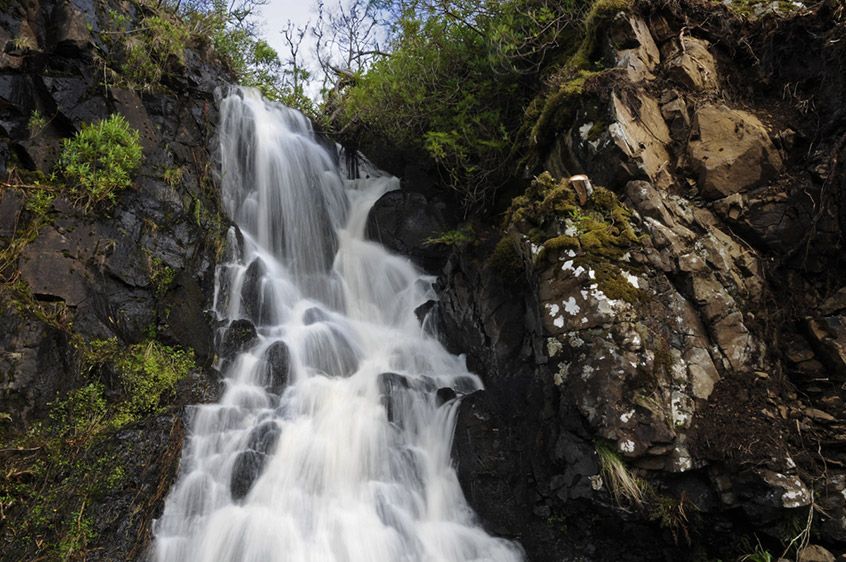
[368,1,846,559]
[0,0,229,558]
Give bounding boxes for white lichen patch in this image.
[620,409,635,423]
[564,220,578,237]
[564,297,581,315]
[547,337,563,358]
[545,303,560,317]
[554,362,569,386]
[579,121,594,140]
[589,474,603,491]
[581,364,595,381]
[619,439,636,454]
[671,390,694,429]
[553,316,565,328]
[621,269,640,288]
[568,335,585,348]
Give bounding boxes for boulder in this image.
[798,546,836,562]
[262,341,290,393]
[230,449,267,501]
[688,104,783,199]
[221,319,258,358]
[365,190,454,272]
[666,36,719,91]
[241,257,272,325]
[301,324,359,377]
[247,421,281,455]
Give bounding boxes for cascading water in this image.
[150,88,524,562]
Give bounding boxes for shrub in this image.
[113,340,195,423]
[57,114,143,211]
[332,0,592,212]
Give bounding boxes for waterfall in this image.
[150,88,524,562]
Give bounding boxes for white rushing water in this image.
[150,88,524,562]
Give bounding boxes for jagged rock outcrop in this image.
[368,1,846,559]
[0,0,230,558]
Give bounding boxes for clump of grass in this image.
[596,440,648,507]
[56,114,143,211]
[424,226,475,247]
[651,492,692,544]
[163,165,184,188]
[27,110,47,137]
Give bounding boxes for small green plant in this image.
[27,110,47,137]
[739,541,774,562]
[57,503,96,560]
[11,35,34,52]
[595,440,648,507]
[149,256,176,297]
[651,493,692,544]
[57,114,143,211]
[163,165,184,188]
[112,340,195,424]
[24,189,55,218]
[424,226,475,247]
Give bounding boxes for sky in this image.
[260,0,319,69]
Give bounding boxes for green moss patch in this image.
[0,337,194,560]
[506,171,646,303]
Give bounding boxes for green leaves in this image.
[57,114,143,212]
[334,0,590,211]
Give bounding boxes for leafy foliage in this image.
[56,114,143,211]
[332,0,593,211]
[0,336,195,559]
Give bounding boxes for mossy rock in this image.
[505,171,646,304]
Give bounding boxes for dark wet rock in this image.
[221,319,258,358]
[413,300,435,325]
[230,449,267,501]
[247,421,281,455]
[435,387,456,405]
[50,0,95,55]
[18,226,89,306]
[302,306,328,325]
[0,188,24,238]
[365,190,455,272]
[42,75,107,129]
[0,0,231,558]
[377,372,410,423]
[302,325,359,377]
[159,269,214,363]
[0,294,73,425]
[241,257,270,324]
[263,341,290,393]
